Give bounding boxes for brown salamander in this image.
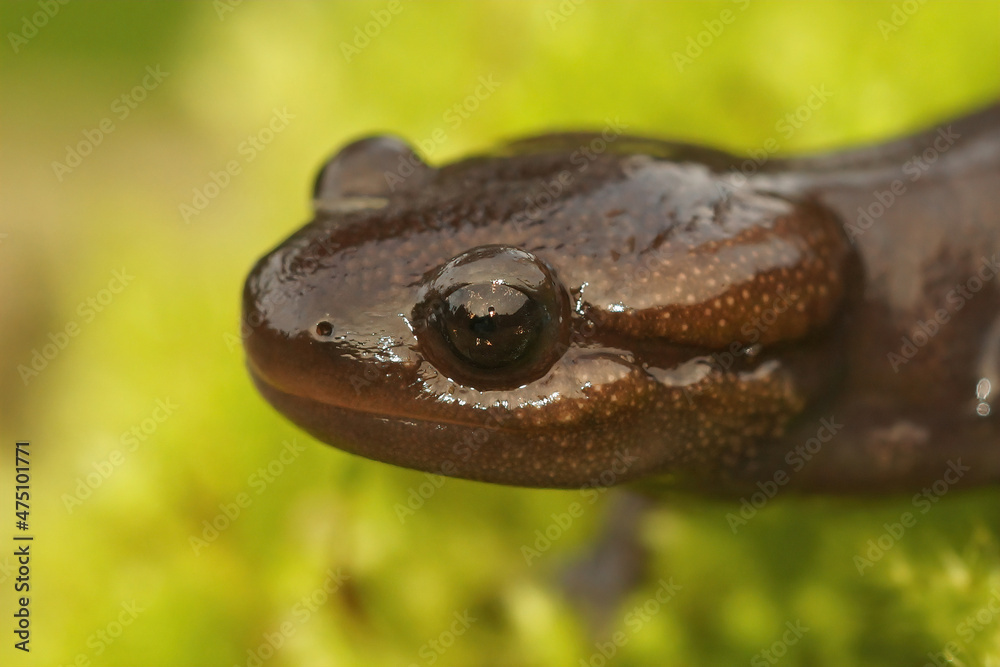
[242,102,1000,494]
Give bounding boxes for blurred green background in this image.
[1,1,999,665]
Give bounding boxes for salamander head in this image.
[243,134,859,488]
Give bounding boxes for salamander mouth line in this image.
[248,350,779,433]
[247,361,586,433]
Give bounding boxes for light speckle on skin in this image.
[249,135,871,490]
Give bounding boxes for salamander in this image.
[242,101,1000,494]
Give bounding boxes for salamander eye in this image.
[414,245,570,389]
[436,283,543,368]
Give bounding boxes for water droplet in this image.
[976,377,992,401]
[975,378,993,417]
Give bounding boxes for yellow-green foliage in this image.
[1,1,998,665]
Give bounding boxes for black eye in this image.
[437,283,542,368]
[414,245,569,389]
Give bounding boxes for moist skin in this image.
[243,103,1000,493]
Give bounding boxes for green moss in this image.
[3,1,998,665]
